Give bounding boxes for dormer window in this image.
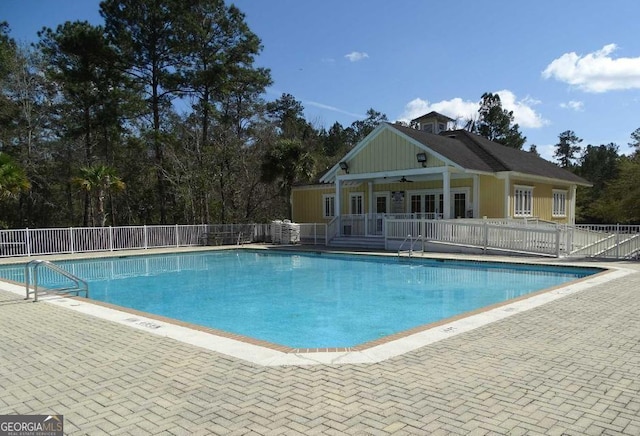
[421,123,434,133]
[411,111,455,134]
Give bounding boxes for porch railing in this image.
[335,213,442,238]
[386,219,563,256]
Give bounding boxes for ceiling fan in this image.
[397,176,413,183]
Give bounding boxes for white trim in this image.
[335,179,341,218]
[450,189,471,219]
[552,189,568,218]
[291,184,336,192]
[322,194,335,219]
[497,171,591,188]
[406,187,470,218]
[514,185,534,217]
[406,189,441,215]
[349,192,364,215]
[443,168,450,219]
[319,124,388,183]
[504,174,510,218]
[319,123,464,183]
[374,192,391,214]
[570,185,577,224]
[472,174,480,219]
[336,166,449,182]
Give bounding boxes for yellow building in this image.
[291,112,591,241]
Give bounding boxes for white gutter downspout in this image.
[504,174,511,218]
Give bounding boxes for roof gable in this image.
[320,123,461,182]
[320,123,590,186]
[411,111,455,123]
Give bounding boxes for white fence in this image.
[570,224,640,259]
[383,219,640,259]
[298,223,327,245]
[0,224,271,258]
[386,219,563,257]
[2,221,637,259]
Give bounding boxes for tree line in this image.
[449,92,640,224]
[0,2,638,227]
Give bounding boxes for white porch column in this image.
[368,181,374,214]
[335,178,341,219]
[570,185,577,225]
[504,174,511,218]
[472,174,480,218]
[443,168,451,219]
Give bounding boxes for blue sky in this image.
[3,1,640,160]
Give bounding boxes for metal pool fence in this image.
[0,224,271,258]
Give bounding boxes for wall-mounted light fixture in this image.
[339,161,349,173]
[416,152,427,167]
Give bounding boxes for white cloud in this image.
[559,100,585,111]
[398,97,478,127]
[542,43,640,92]
[344,51,369,62]
[535,143,556,162]
[398,90,547,129]
[494,90,548,128]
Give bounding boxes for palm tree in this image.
[0,152,30,201]
[261,139,315,219]
[72,164,125,226]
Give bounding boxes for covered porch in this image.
[329,164,481,238]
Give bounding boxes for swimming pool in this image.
[0,250,602,349]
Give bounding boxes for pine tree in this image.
[475,92,526,149]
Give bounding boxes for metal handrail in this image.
[411,234,424,255]
[25,259,89,302]
[397,234,418,257]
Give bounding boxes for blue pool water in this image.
[0,251,601,348]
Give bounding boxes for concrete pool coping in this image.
[0,245,634,366]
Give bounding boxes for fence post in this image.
[25,228,31,257]
[109,226,114,251]
[555,227,561,257]
[483,221,488,253]
[616,223,620,259]
[175,224,179,247]
[144,225,148,249]
[69,227,74,254]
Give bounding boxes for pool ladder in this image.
[398,234,423,257]
[25,259,89,302]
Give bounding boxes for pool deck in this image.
[1,246,640,434]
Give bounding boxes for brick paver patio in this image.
[1,257,639,435]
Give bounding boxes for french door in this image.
[409,191,467,219]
